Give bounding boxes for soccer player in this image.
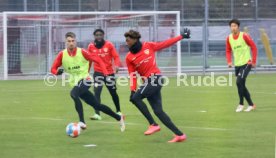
[51,32,125,131]
[226,19,257,112]
[88,29,122,120]
[125,29,191,143]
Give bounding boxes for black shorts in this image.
[136,75,164,98]
[93,71,117,90]
[71,79,93,96]
[235,64,252,79]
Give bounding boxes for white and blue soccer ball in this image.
[66,123,81,138]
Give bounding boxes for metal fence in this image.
[0,0,275,80]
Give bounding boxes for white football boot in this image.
[235,105,244,112]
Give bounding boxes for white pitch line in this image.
[197,110,207,113]
[94,121,140,126]
[0,117,64,121]
[183,126,229,131]
[0,116,231,131]
[166,88,276,95]
[83,144,97,147]
[95,121,230,131]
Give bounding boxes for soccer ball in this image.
[66,123,81,138]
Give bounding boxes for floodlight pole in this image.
[48,15,53,73]
[203,0,209,75]
[3,12,8,80]
[176,12,181,75]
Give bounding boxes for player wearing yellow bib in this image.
[51,32,125,131]
[226,19,257,112]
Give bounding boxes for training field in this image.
[0,73,275,158]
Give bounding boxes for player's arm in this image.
[87,43,93,52]
[150,36,182,51]
[81,49,109,75]
[151,28,191,51]
[126,56,137,92]
[51,51,63,75]
[243,33,258,67]
[225,37,233,68]
[87,43,94,71]
[110,43,121,73]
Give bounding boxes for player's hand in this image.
[115,66,119,73]
[181,28,191,39]
[103,73,108,77]
[57,68,64,75]
[106,75,113,82]
[227,63,233,68]
[129,91,136,102]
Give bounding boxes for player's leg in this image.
[241,64,254,105]
[80,90,125,131]
[240,64,256,112]
[142,76,186,141]
[130,85,158,126]
[147,90,186,142]
[235,66,245,112]
[79,79,125,131]
[81,91,120,120]
[236,77,244,104]
[147,90,183,135]
[244,85,254,106]
[70,80,88,128]
[105,74,121,114]
[91,72,104,120]
[132,75,162,136]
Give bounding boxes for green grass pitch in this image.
[0,73,275,158]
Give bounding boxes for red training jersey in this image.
[226,32,257,65]
[126,35,183,91]
[87,41,121,75]
[51,47,108,76]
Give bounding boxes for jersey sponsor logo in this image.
[135,56,152,68]
[144,49,150,55]
[234,45,242,50]
[98,52,109,57]
[103,48,108,52]
[68,65,80,70]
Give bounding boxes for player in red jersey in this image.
[125,29,190,143]
[87,29,122,120]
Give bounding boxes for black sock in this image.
[71,93,85,123]
[80,91,120,121]
[149,103,182,135]
[236,77,244,105]
[98,104,121,121]
[154,109,183,136]
[244,86,254,106]
[94,86,102,115]
[109,89,121,112]
[131,99,157,125]
[147,91,183,136]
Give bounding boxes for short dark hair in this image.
[124,30,141,39]
[229,19,240,27]
[93,29,105,35]
[65,32,76,38]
